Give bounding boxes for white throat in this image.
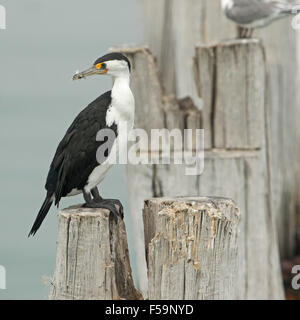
[112,72,131,98]
[106,72,135,131]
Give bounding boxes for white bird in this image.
[221,0,300,38]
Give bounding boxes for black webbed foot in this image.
[101,199,124,219]
[83,189,123,223]
[82,199,123,223]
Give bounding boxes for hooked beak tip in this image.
[72,66,100,81]
[72,72,82,81]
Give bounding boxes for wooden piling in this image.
[49,205,142,300]
[143,197,240,300]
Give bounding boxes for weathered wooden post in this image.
[193,39,283,299]
[49,206,142,300]
[144,197,240,300]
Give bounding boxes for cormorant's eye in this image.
[95,63,107,70]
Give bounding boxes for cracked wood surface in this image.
[194,40,265,150]
[143,197,240,300]
[49,206,142,300]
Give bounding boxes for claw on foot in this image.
[82,199,123,222]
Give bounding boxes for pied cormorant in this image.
[29,52,134,236]
[221,0,300,38]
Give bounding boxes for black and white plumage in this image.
[29,52,134,236]
[221,0,300,38]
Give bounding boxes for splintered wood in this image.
[143,197,240,300]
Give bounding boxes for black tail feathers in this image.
[28,194,53,237]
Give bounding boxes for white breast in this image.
[85,154,115,191]
[85,79,135,193]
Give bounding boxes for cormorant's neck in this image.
[111,72,131,101]
[109,71,135,127]
[112,72,130,89]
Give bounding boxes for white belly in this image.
[84,138,117,192]
[66,159,113,197]
[85,157,114,192]
[65,138,118,197]
[66,188,82,197]
[84,121,133,193]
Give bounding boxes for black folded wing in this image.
[45,90,117,205]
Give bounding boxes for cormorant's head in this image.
[72,52,131,81]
